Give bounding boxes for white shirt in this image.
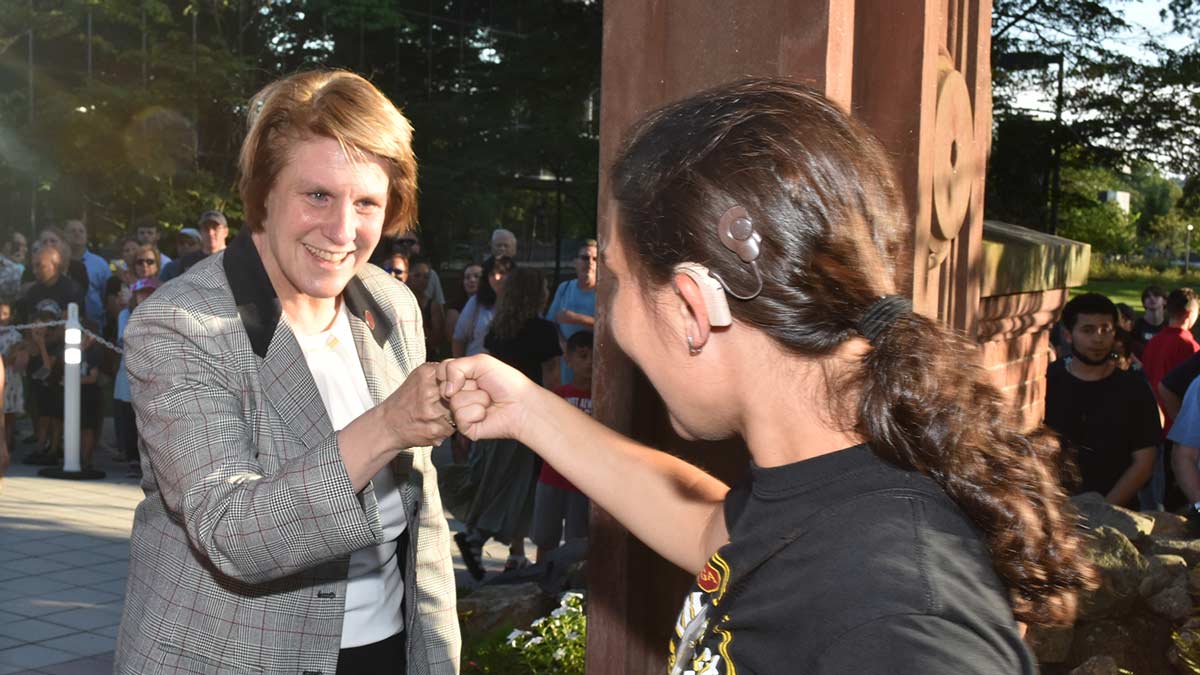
[452,295,495,356]
[295,304,407,648]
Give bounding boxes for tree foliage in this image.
[0,0,602,262]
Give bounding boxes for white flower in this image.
[566,631,580,640]
[551,607,570,619]
[561,591,584,604]
[554,647,566,660]
[528,636,544,646]
[506,629,530,641]
[531,617,546,628]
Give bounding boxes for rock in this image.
[1070,615,1174,675]
[1151,538,1200,567]
[1078,526,1149,621]
[457,582,556,645]
[1146,511,1192,540]
[1169,618,1200,673]
[1141,554,1188,598]
[1069,655,1119,675]
[1072,493,1155,542]
[1025,623,1074,664]
[1189,566,1200,597]
[1147,576,1194,621]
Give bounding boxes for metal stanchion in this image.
[40,303,105,480]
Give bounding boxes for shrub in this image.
[463,591,587,675]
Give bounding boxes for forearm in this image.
[520,387,729,574]
[1174,446,1200,503]
[1106,455,1155,506]
[1160,383,1183,420]
[338,405,403,491]
[556,310,595,328]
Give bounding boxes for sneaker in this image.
[454,532,485,581]
[503,555,530,573]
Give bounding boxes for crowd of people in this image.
[1048,285,1200,524]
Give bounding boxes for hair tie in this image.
[857,296,912,343]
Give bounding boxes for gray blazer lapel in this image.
[259,321,334,457]
[344,282,419,491]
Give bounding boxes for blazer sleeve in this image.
[124,299,381,584]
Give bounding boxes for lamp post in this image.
[39,304,105,479]
[1188,224,1195,275]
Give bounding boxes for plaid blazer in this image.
[115,232,460,675]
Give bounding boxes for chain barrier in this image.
[3,320,123,355]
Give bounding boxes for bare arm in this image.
[1106,446,1156,507]
[442,356,730,574]
[1174,445,1200,504]
[1160,381,1183,420]
[555,309,595,328]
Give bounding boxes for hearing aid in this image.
[673,262,733,327]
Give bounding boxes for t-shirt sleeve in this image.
[546,281,568,323]
[453,296,476,342]
[722,477,753,532]
[813,614,1028,675]
[1164,352,1200,399]
[1129,376,1164,451]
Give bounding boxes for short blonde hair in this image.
[238,70,418,237]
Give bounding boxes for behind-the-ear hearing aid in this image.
[673,262,733,327]
[708,205,765,300]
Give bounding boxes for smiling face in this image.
[462,264,483,296]
[254,135,389,311]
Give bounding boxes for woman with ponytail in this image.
[438,79,1093,673]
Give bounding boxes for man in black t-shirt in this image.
[1132,285,1167,359]
[1045,293,1161,508]
[13,246,84,324]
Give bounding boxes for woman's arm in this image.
[441,355,729,574]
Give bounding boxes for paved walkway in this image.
[0,428,523,674]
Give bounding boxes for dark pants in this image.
[336,630,406,675]
[114,399,138,462]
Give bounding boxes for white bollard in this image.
[62,303,82,473]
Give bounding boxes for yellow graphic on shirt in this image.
[668,552,737,675]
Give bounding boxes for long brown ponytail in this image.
[611,77,1093,625]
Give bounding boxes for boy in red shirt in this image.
[532,331,593,562]
[1144,288,1200,429]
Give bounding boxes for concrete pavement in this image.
[0,429,525,674]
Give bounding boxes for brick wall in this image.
[978,288,1068,430]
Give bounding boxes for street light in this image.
[1188,224,1195,274]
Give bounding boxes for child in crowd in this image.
[27,300,65,463]
[532,331,594,563]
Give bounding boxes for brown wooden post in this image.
[589,2,1014,673]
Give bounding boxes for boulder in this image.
[1070,615,1174,675]
[1151,538,1200,567]
[1025,623,1074,664]
[1189,565,1200,597]
[1146,511,1192,540]
[1141,554,1188,598]
[1069,655,1119,675]
[1072,493,1154,542]
[457,582,556,645]
[1078,526,1149,620]
[1147,576,1194,621]
[1168,617,1200,673]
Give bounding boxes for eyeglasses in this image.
[386,267,406,278]
[135,259,157,266]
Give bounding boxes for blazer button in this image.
[317,591,336,599]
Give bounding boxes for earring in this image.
[687,335,702,355]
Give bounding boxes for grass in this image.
[1074,260,1200,307]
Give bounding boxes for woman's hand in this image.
[437,355,537,443]
[378,362,456,449]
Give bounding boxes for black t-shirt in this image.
[667,445,1035,675]
[1044,360,1161,498]
[1163,351,1200,399]
[14,276,85,323]
[484,317,562,386]
[1132,316,1166,358]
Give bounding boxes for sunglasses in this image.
[135,259,157,266]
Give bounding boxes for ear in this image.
[673,270,712,350]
